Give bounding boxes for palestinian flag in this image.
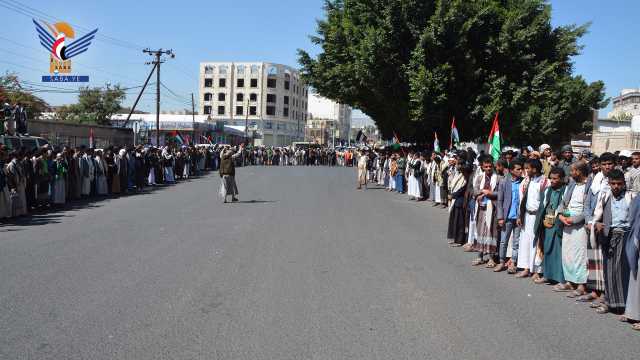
[170,130,184,145]
[450,117,460,148]
[488,113,501,162]
[434,132,440,153]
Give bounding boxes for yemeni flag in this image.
[450,117,460,148]
[434,132,440,153]
[488,113,501,162]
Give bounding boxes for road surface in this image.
[0,166,637,359]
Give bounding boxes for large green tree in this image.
[0,73,49,117]
[299,0,607,145]
[57,85,126,125]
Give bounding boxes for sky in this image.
[0,0,638,119]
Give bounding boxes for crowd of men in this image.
[1,102,28,135]
[355,144,640,331]
[0,143,369,218]
[0,143,226,219]
[239,146,359,167]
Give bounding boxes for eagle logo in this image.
[32,19,98,74]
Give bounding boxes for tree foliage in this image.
[0,73,49,117]
[299,0,607,145]
[57,85,126,125]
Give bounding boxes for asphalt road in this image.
[0,166,637,360]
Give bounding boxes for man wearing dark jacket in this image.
[495,160,524,273]
[219,144,244,203]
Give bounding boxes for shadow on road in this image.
[0,173,213,228]
[232,200,277,204]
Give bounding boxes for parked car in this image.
[0,135,50,151]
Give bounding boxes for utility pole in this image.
[245,98,249,145]
[143,48,175,146]
[191,93,195,144]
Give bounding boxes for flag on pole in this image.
[171,130,184,145]
[391,131,401,150]
[89,128,94,149]
[450,117,460,148]
[488,113,501,162]
[434,132,440,153]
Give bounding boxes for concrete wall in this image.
[29,119,133,148]
[591,131,640,154]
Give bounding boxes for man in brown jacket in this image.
[219,144,244,203]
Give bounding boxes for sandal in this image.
[507,266,517,275]
[472,258,486,266]
[567,290,586,298]
[633,323,640,331]
[515,271,530,278]
[590,301,603,309]
[450,243,463,247]
[595,305,609,314]
[486,260,497,268]
[576,293,596,302]
[447,240,455,244]
[552,283,573,292]
[533,277,548,284]
[619,315,630,323]
[493,263,506,272]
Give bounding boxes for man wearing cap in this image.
[558,145,575,182]
[540,144,552,177]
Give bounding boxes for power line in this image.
[0,38,145,86]
[0,0,146,52]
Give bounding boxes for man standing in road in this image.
[219,144,244,203]
[357,149,369,190]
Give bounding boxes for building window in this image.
[284,96,289,105]
[204,93,212,101]
[265,121,273,129]
[204,65,214,74]
[219,65,228,75]
[218,93,226,101]
[250,93,258,101]
[283,107,289,117]
[236,106,243,115]
[236,93,244,102]
[250,64,259,74]
[204,106,211,115]
[236,64,245,74]
[250,78,258,88]
[267,94,276,103]
[266,106,276,115]
[219,78,226,87]
[267,78,277,88]
[249,106,257,115]
[204,79,213,88]
[237,78,244,88]
[268,66,278,75]
[218,106,225,115]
